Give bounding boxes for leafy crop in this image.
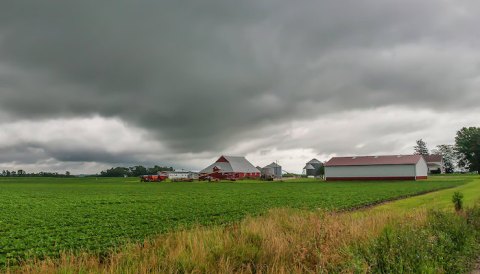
[0,177,466,266]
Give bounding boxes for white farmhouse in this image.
[423,155,444,174]
[324,155,428,181]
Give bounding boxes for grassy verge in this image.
[352,206,480,273]
[370,175,480,213]
[6,176,480,273]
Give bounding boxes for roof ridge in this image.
[325,154,422,167]
[331,154,419,158]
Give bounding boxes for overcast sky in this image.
[1,1,479,174]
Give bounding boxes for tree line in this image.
[414,127,480,174]
[98,165,174,177]
[1,170,73,177]
[1,165,174,178]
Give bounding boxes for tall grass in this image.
[354,207,480,273]
[7,204,480,273]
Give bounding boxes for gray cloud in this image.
[0,144,48,164]
[1,1,480,172]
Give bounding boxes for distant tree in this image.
[414,139,429,155]
[147,165,174,175]
[100,167,130,177]
[129,166,148,177]
[455,127,480,173]
[17,169,26,176]
[431,144,457,173]
[65,171,71,177]
[99,165,174,177]
[317,165,325,176]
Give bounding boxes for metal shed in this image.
[324,155,428,181]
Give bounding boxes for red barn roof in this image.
[324,155,424,167]
[423,154,443,163]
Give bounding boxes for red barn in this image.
[200,155,260,180]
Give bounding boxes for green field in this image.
[0,176,471,266]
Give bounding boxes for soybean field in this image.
[0,176,468,266]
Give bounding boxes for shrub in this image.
[452,191,464,212]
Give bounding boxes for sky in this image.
[1,1,479,174]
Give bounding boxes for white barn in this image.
[324,155,428,181]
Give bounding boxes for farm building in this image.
[423,155,444,174]
[324,155,428,181]
[166,170,199,181]
[200,155,260,180]
[303,159,324,177]
[261,162,282,179]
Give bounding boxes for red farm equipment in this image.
[199,172,237,181]
[140,173,168,182]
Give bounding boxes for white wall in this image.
[427,162,443,173]
[415,158,428,177]
[168,172,190,179]
[325,164,416,178]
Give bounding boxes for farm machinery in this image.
[140,173,168,182]
[199,172,237,181]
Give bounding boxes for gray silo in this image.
[262,162,282,179]
[303,159,324,177]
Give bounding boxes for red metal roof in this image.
[324,155,423,167]
[423,154,442,163]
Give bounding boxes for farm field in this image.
[0,176,470,266]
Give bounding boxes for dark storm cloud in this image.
[0,136,130,165]
[1,0,480,156]
[0,141,141,165]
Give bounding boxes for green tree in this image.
[455,127,480,173]
[431,144,457,173]
[100,167,130,177]
[414,139,429,155]
[147,165,174,174]
[129,166,148,177]
[99,165,174,177]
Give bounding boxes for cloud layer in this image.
[1,1,479,173]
